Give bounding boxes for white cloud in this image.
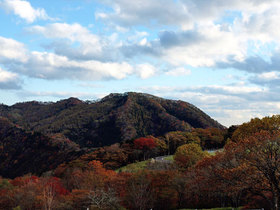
[0,36,27,62]
[205,85,263,95]
[235,2,280,43]
[249,71,280,87]
[259,71,280,80]
[95,0,192,28]
[120,24,246,68]
[0,34,157,82]
[208,108,265,127]
[0,67,18,82]
[135,63,157,79]
[165,67,191,76]
[95,0,280,70]
[23,2,280,76]
[127,31,149,43]
[19,90,105,99]
[28,23,113,61]
[0,67,21,89]
[0,0,50,23]
[95,0,278,29]
[158,24,245,67]
[11,51,134,80]
[29,23,100,45]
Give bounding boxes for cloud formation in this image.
[8,51,134,80]
[0,34,158,81]
[22,2,280,78]
[0,0,50,23]
[249,72,280,88]
[95,0,278,29]
[217,52,280,73]
[95,0,192,28]
[0,67,21,89]
[95,0,280,71]
[18,90,105,100]
[28,23,107,61]
[135,64,157,79]
[165,67,191,76]
[0,36,27,63]
[120,24,245,67]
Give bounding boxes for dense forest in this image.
[0,92,224,178]
[0,92,223,147]
[0,93,279,209]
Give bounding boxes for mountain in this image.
[0,92,224,149]
[0,117,85,178]
[0,92,224,147]
[0,92,225,178]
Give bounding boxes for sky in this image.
[0,0,280,127]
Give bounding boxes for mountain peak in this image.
[1,92,224,148]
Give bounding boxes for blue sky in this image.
[0,0,280,127]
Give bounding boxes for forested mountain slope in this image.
[0,92,224,148]
[0,117,84,178]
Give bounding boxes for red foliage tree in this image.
[134,137,156,150]
[134,137,156,160]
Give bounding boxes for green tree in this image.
[174,143,207,169]
[165,131,200,154]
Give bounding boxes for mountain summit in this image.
[0,92,224,148]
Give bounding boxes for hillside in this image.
[0,92,224,148]
[0,117,85,178]
[0,92,225,178]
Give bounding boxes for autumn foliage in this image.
[174,143,207,169]
[134,137,156,150]
[3,114,280,209]
[134,137,156,160]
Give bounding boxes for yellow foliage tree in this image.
[174,143,207,169]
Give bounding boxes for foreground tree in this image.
[125,171,154,210]
[87,188,120,210]
[199,130,280,209]
[40,177,68,210]
[235,131,280,210]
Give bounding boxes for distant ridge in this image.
[0,92,224,148]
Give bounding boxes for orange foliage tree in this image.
[232,131,280,210]
[193,130,280,209]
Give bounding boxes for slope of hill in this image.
[0,117,85,178]
[0,92,224,148]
